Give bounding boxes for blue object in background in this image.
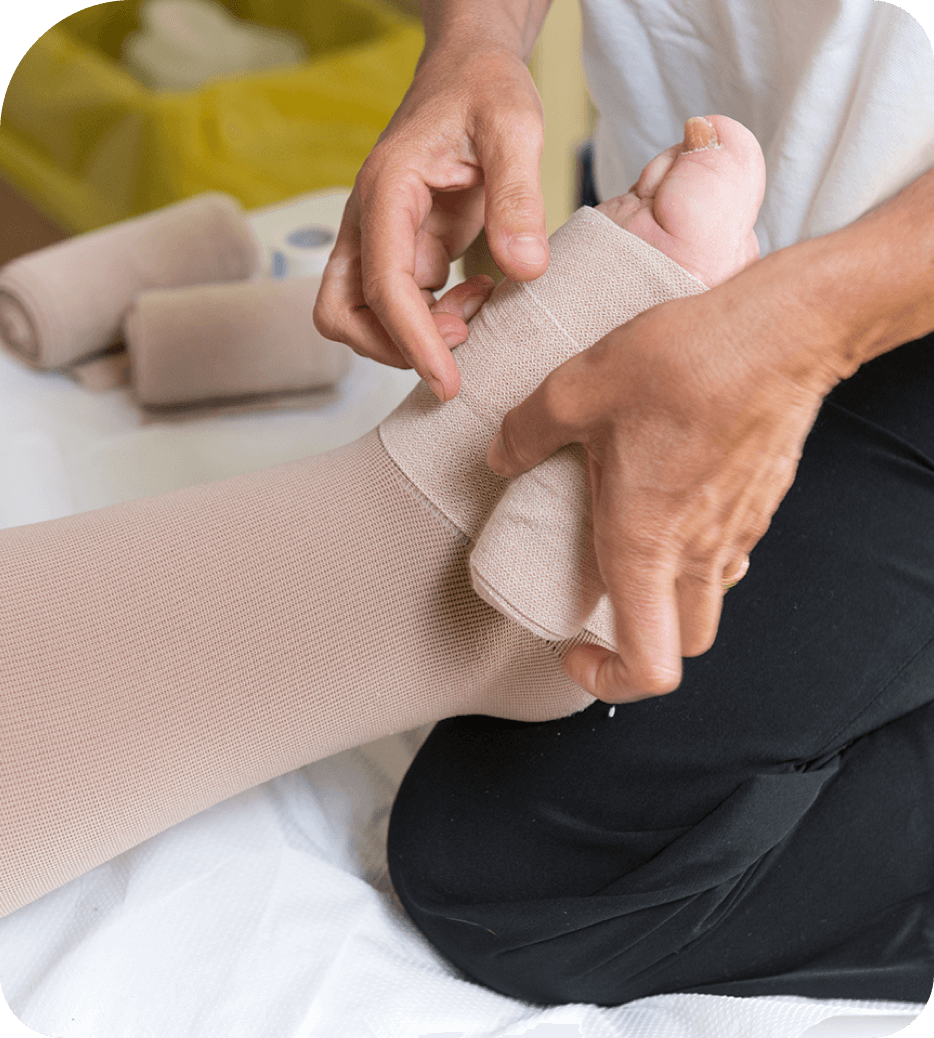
[271,225,335,278]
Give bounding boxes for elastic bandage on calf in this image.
[0,409,591,914]
[379,205,707,649]
[0,206,699,916]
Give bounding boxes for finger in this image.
[674,541,749,659]
[359,173,463,401]
[413,227,455,294]
[314,192,411,369]
[675,568,724,658]
[563,565,684,703]
[600,557,684,698]
[674,542,751,662]
[474,106,550,282]
[563,644,646,703]
[421,184,488,266]
[586,448,685,697]
[486,360,585,477]
[430,275,496,347]
[430,275,496,321]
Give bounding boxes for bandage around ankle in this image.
[379,206,707,649]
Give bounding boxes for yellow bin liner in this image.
[0,0,423,233]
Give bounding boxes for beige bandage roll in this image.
[380,206,707,650]
[0,192,262,370]
[124,277,353,409]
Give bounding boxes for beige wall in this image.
[464,0,595,279]
[529,0,595,233]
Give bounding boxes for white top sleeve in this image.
[580,0,934,255]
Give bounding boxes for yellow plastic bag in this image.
[0,0,423,233]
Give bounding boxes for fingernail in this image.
[683,116,720,153]
[723,554,750,589]
[509,234,548,267]
[427,376,446,402]
[461,294,485,322]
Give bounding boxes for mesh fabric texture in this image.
[381,205,707,649]
[0,427,594,916]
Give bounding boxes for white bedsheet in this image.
[0,192,927,1038]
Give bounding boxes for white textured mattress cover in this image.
[0,192,926,1038]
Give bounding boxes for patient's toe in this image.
[596,114,765,287]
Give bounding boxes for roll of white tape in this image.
[270,225,337,279]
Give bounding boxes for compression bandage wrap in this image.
[381,205,707,648]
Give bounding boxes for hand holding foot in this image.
[486,115,844,701]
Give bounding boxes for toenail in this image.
[682,116,721,154]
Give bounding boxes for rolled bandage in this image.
[379,205,707,650]
[0,192,262,370]
[124,276,352,410]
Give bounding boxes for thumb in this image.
[476,110,550,281]
[487,373,577,478]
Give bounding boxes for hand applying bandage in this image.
[313,10,552,402]
[484,115,850,702]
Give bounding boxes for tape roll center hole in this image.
[286,227,335,249]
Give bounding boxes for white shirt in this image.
[581,0,934,255]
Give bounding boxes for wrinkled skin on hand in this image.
[313,45,549,401]
[487,276,847,702]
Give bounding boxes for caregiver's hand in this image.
[313,38,550,403]
[486,268,849,702]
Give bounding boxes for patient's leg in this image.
[0,117,764,916]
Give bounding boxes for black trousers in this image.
[387,331,934,1008]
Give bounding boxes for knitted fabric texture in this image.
[124,276,352,408]
[0,431,591,915]
[380,205,707,648]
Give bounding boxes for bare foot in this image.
[596,114,766,287]
[430,115,765,340]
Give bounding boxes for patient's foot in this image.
[597,115,765,287]
[432,115,765,339]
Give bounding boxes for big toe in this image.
[652,115,766,285]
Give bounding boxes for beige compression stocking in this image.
[0,207,700,917]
